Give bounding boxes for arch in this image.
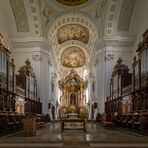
[47,11,98,43]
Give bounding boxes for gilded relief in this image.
[57,24,89,44]
[0,33,9,51]
[56,0,89,6]
[61,46,86,68]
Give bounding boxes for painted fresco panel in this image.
[61,46,86,68]
[57,24,89,44]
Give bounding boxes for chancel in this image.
[0,0,148,147]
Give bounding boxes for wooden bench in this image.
[101,120,114,128]
[14,116,23,129]
[133,113,140,130]
[140,112,148,130]
[121,115,128,127]
[6,115,18,130]
[60,118,87,133]
[127,114,134,128]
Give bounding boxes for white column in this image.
[96,49,106,114]
[40,52,50,114]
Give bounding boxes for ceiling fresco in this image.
[61,46,86,68]
[57,24,90,44]
[56,0,89,6]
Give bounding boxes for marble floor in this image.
[0,122,148,148]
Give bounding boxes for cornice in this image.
[10,37,53,51]
[10,37,44,48]
[95,36,136,51]
[104,36,136,47]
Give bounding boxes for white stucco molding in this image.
[32,54,42,61]
[104,53,114,62]
[95,36,136,51]
[104,36,136,47]
[96,48,106,55]
[10,37,54,54]
[10,37,44,48]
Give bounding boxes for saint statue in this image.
[70,93,76,105]
[71,103,75,113]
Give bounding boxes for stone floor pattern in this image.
[0,122,148,148]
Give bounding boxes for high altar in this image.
[58,70,86,115]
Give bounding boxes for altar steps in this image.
[0,142,148,148]
[0,143,148,148]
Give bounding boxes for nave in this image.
[0,122,148,148]
[0,0,148,147]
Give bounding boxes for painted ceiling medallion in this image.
[61,46,86,68]
[57,24,89,44]
[56,0,89,6]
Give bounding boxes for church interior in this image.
[0,0,148,147]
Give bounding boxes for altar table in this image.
[60,118,87,133]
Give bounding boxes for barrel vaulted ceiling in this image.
[1,0,139,77]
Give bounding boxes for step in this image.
[0,142,148,148]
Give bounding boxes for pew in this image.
[121,114,128,127]
[126,114,133,128]
[133,113,140,130]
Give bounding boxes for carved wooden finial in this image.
[143,28,148,39]
[112,71,115,77]
[25,58,31,66]
[11,57,14,63]
[133,56,137,63]
[117,57,122,64]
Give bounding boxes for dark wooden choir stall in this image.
[0,33,21,133]
[16,59,42,116]
[105,29,148,134]
[105,57,132,127]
